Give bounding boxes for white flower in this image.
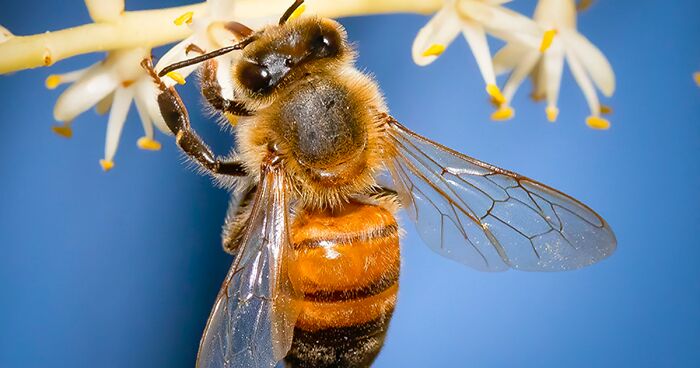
[492,0,616,129]
[48,47,168,171]
[412,0,539,106]
[155,0,257,87]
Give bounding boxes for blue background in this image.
[1,1,699,367]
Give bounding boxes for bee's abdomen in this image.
[285,201,400,368]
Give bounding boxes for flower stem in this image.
[0,0,441,75]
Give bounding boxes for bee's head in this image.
[157,1,351,98]
[234,16,351,97]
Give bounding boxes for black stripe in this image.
[286,314,395,368]
[293,223,399,250]
[294,315,391,346]
[302,267,399,302]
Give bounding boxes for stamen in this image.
[486,84,505,105]
[99,159,115,172]
[288,4,307,20]
[530,92,545,102]
[45,75,61,89]
[539,30,558,53]
[166,71,186,85]
[546,106,559,122]
[174,11,194,26]
[51,123,73,138]
[600,105,613,115]
[491,106,514,121]
[586,116,611,130]
[422,44,446,57]
[137,137,162,151]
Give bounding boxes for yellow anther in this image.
[694,72,700,87]
[51,124,73,138]
[45,75,61,89]
[422,44,446,57]
[600,104,613,115]
[174,11,193,26]
[586,116,611,130]
[486,84,505,105]
[166,71,186,85]
[99,159,115,172]
[539,29,558,53]
[288,4,307,20]
[491,106,514,121]
[137,137,162,151]
[546,106,559,122]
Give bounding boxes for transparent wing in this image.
[385,117,616,272]
[197,160,298,368]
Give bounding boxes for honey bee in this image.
[141,1,616,367]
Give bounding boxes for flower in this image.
[155,0,257,86]
[48,47,168,171]
[412,0,539,106]
[492,0,616,129]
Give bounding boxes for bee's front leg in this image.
[201,59,254,117]
[141,58,247,176]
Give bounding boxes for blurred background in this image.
[1,0,699,367]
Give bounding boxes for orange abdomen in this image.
[285,200,400,368]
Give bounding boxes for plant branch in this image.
[0,0,442,75]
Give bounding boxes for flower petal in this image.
[493,42,531,75]
[459,1,540,48]
[134,78,171,135]
[215,55,237,101]
[563,30,615,96]
[46,65,97,90]
[501,49,540,102]
[565,46,600,116]
[95,92,115,115]
[530,59,546,101]
[104,87,133,162]
[461,21,496,85]
[412,4,462,66]
[133,94,154,139]
[543,43,565,114]
[53,64,119,122]
[155,36,208,86]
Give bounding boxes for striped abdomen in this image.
[285,200,400,368]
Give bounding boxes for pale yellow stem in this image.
[0,0,442,75]
[84,0,125,22]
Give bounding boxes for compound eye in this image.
[239,61,272,93]
[312,33,339,58]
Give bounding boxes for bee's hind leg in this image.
[141,57,248,176]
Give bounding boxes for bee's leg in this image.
[201,59,254,117]
[141,58,247,176]
[360,186,401,212]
